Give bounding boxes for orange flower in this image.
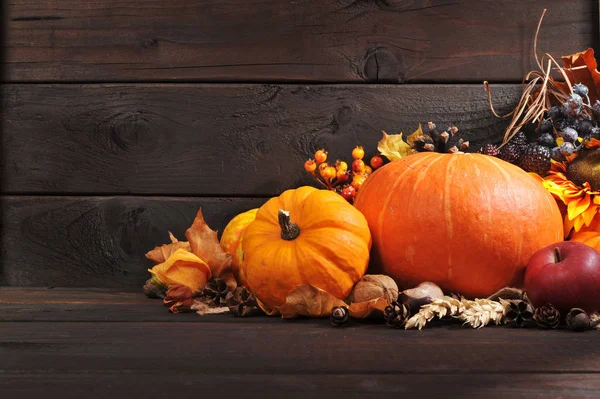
[149,248,211,291]
[539,160,599,236]
[570,218,600,252]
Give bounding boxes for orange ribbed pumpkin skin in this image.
[242,186,372,310]
[354,152,564,298]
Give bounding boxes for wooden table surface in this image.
[1,287,599,399]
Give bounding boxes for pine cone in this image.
[533,304,561,329]
[330,306,350,327]
[225,287,261,317]
[504,299,534,328]
[383,301,410,328]
[201,278,229,307]
[566,308,590,332]
[413,123,469,154]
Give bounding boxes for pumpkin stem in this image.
[278,209,300,241]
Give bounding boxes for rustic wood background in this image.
[1,0,599,289]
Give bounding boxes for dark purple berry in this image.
[537,133,555,147]
[539,119,554,133]
[551,147,565,162]
[578,119,593,137]
[547,106,563,120]
[572,83,589,98]
[567,94,583,109]
[560,142,576,156]
[561,127,579,143]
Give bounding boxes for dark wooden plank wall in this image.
[1,0,599,288]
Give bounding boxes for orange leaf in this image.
[348,297,389,319]
[185,209,233,279]
[145,233,192,264]
[560,48,600,105]
[276,285,348,318]
[163,284,196,313]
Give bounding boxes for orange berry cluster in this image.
[304,147,384,203]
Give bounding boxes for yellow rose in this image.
[148,248,211,291]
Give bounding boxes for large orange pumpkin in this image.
[570,217,600,252]
[354,152,564,298]
[219,208,258,284]
[241,186,372,310]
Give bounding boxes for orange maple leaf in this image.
[185,209,236,290]
[557,48,600,105]
[145,232,192,264]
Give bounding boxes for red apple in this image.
[524,241,600,313]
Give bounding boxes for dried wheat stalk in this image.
[459,299,506,329]
[404,296,465,330]
[405,296,508,330]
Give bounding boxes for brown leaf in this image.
[257,298,280,316]
[146,232,192,265]
[185,208,232,279]
[163,285,196,313]
[405,123,425,148]
[559,48,600,105]
[486,287,527,302]
[348,297,389,319]
[276,285,348,319]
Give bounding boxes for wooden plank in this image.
[4,0,595,82]
[2,373,600,399]
[0,288,276,322]
[0,196,266,288]
[1,321,599,374]
[2,83,522,196]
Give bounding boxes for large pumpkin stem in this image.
[278,209,300,241]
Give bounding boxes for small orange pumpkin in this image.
[241,186,372,310]
[570,218,600,252]
[354,152,564,298]
[219,208,258,284]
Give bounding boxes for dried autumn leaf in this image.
[163,284,196,313]
[486,287,527,302]
[348,297,389,319]
[557,48,600,105]
[276,285,348,319]
[149,248,211,292]
[256,298,280,316]
[378,131,414,162]
[145,232,192,264]
[185,208,233,280]
[405,123,424,148]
